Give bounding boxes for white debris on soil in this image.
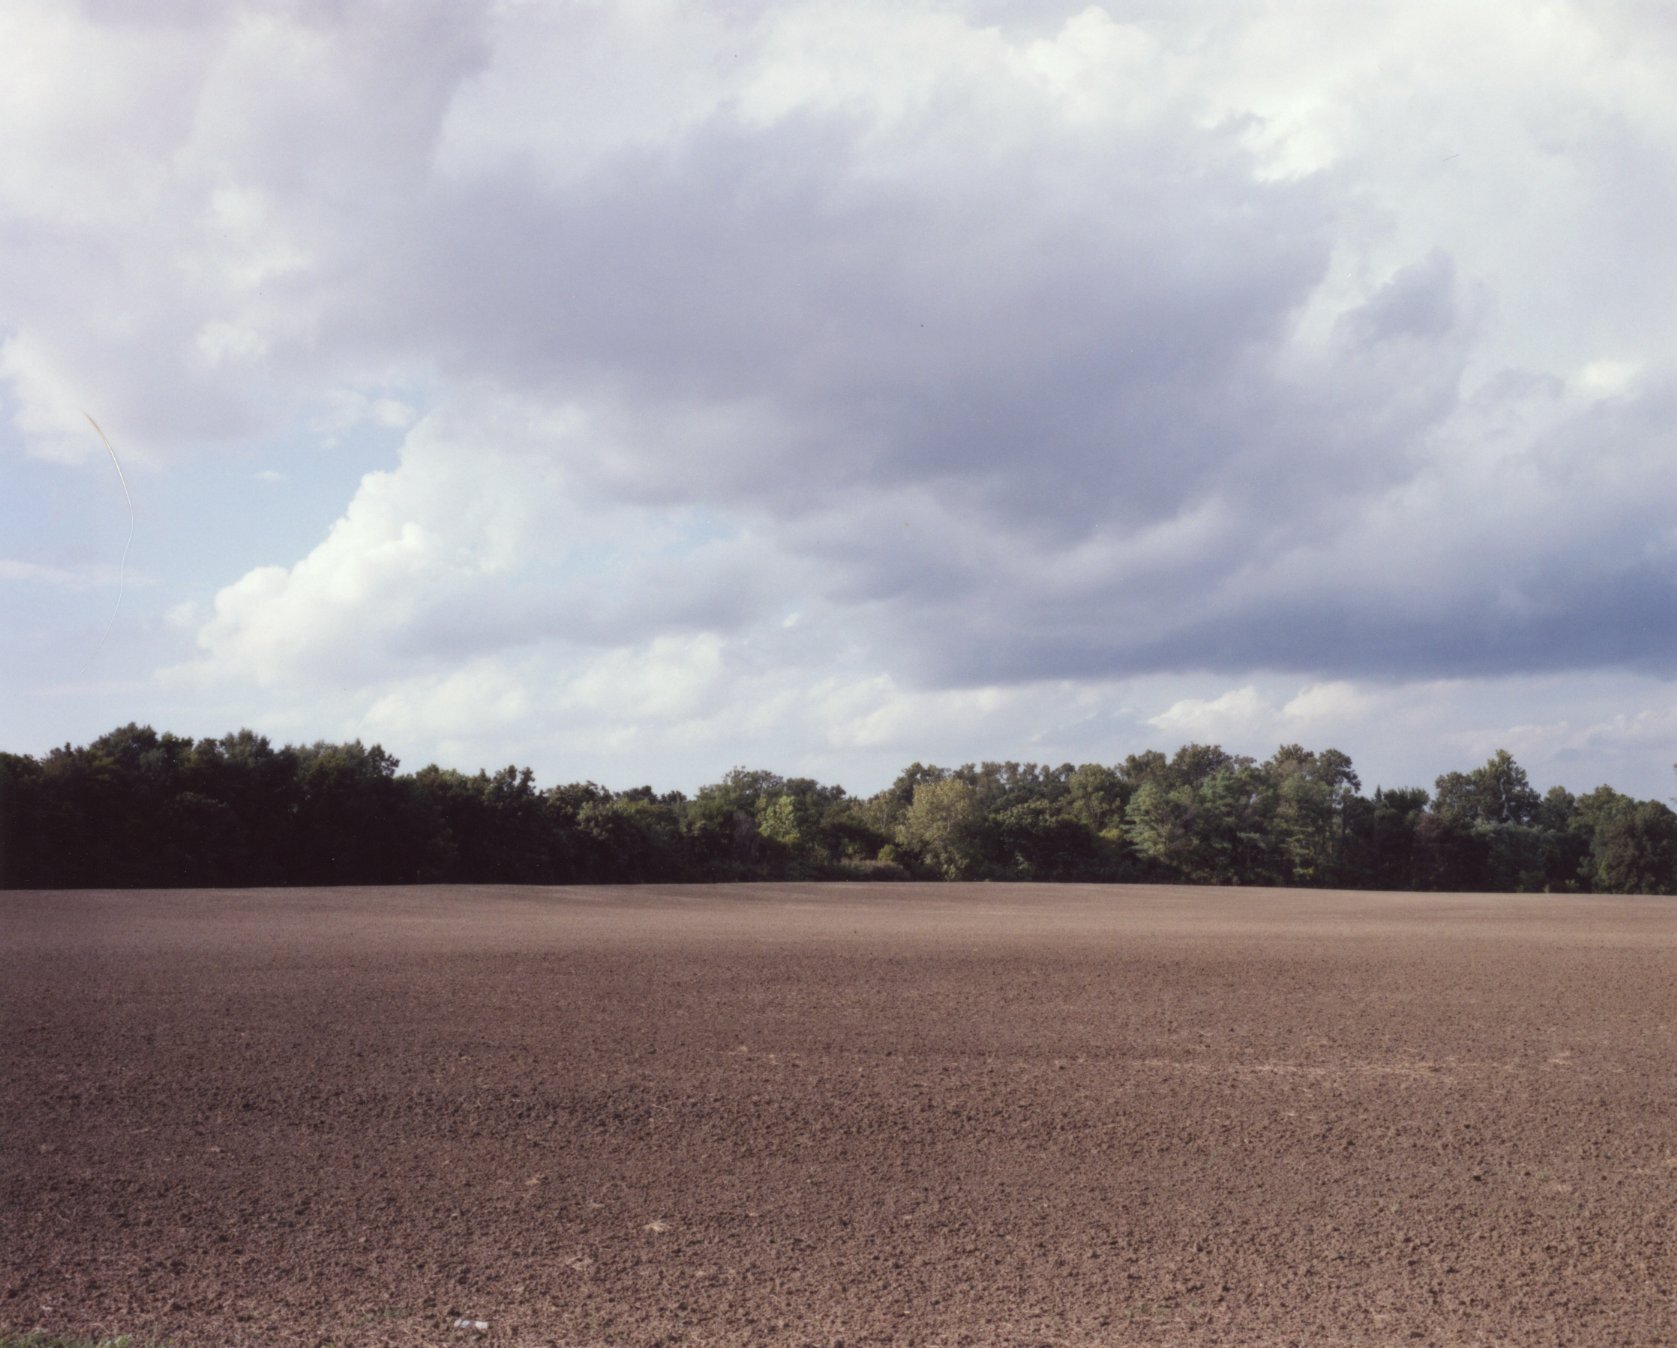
[452,1316,490,1332]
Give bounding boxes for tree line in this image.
[2,724,1675,894]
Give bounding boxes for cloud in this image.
[0,0,486,462]
[7,0,1677,800]
[1146,680,1394,753]
[0,558,120,588]
[362,657,534,750]
[154,0,1677,705]
[1147,687,1273,744]
[1281,681,1376,726]
[162,397,806,692]
[561,634,730,724]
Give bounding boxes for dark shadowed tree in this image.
[1424,751,1545,892]
[1344,786,1429,890]
[1536,785,1590,892]
[0,752,44,887]
[1411,810,1486,891]
[183,730,300,884]
[36,725,195,885]
[985,798,1105,880]
[813,794,892,866]
[1584,793,1677,894]
[289,741,445,884]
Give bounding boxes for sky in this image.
[4,0,1677,801]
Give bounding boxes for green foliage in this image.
[576,793,686,882]
[1265,744,1360,885]
[1535,786,1590,892]
[1122,780,1197,876]
[874,762,949,832]
[813,794,891,863]
[756,793,804,851]
[1433,749,1541,828]
[1189,762,1280,885]
[4,727,1674,895]
[1124,751,1288,885]
[1061,762,1129,834]
[1410,809,1485,891]
[1478,821,1549,893]
[1586,795,1677,894]
[1344,786,1428,889]
[898,777,986,879]
[986,797,1111,880]
[683,767,790,875]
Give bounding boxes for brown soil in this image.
[4,883,1677,1347]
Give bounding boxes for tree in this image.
[156,792,245,886]
[1433,750,1540,828]
[757,793,805,853]
[1536,786,1589,892]
[15,721,1677,895]
[1424,751,1545,892]
[183,730,299,884]
[408,764,553,883]
[962,761,1074,813]
[0,752,44,887]
[898,778,986,879]
[1061,763,1129,836]
[1194,763,1280,885]
[289,741,442,884]
[1412,810,1486,891]
[1123,780,1196,878]
[1587,795,1677,894]
[1168,743,1239,789]
[986,798,1103,880]
[813,794,891,865]
[685,768,783,875]
[1344,786,1429,890]
[575,793,686,882]
[756,777,849,869]
[1264,745,1362,885]
[1124,749,1276,886]
[1478,821,1548,893]
[1117,750,1169,791]
[546,781,618,881]
[35,727,182,886]
[873,762,950,833]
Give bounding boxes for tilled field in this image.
[4,884,1677,1347]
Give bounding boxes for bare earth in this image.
[5,884,1677,1347]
